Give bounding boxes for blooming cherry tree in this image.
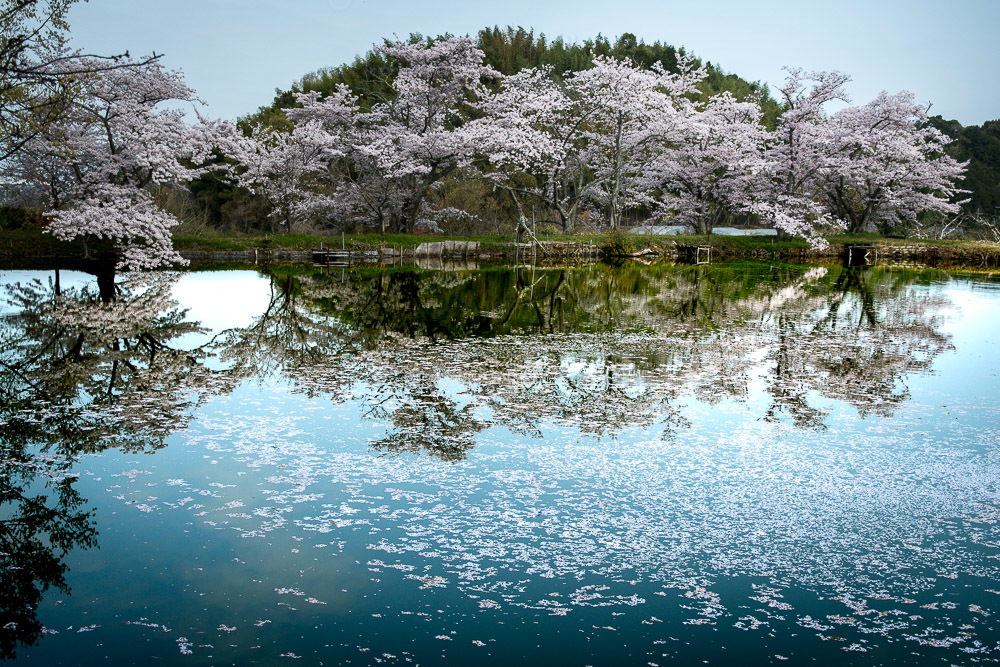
[823,91,967,233]
[641,91,769,234]
[573,55,703,228]
[470,65,592,233]
[4,56,227,269]
[474,57,702,232]
[232,119,341,232]
[0,0,163,164]
[288,85,406,232]
[288,37,498,234]
[753,68,851,245]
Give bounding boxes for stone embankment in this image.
[5,235,998,268]
[175,241,1000,268]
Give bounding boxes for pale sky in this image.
[68,0,999,126]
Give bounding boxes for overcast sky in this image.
[68,0,999,126]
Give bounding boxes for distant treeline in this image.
[931,117,1000,219]
[245,26,783,131]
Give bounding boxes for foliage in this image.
[601,229,634,256]
[931,116,1000,219]
[243,26,782,131]
[272,36,500,235]
[0,203,41,228]
[1,56,234,268]
[0,0,162,162]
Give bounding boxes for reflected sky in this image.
[169,271,272,345]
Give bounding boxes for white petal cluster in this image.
[260,41,966,238]
[4,57,234,269]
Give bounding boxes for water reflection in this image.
[763,266,952,426]
[232,262,955,446]
[1,273,231,454]
[0,272,233,658]
[0,438,96,660]
[1,263,958,458]
[0,261,963,657]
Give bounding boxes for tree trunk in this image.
[393,175,437,234]
[608,113,624,230]
[94,263,117,304]
[396,195,422,234]
[563,212,576,235]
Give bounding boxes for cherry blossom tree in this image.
[822,91,967,233]
[750,70,966,242]
[3,56,227,269]
[287,37,498,234]
[0,0,162,162]
[641,91,769,234]
[470,65,593,233]
[574,55,702,229]
[232,119,341,232]
[753,68,852,245]
[287,85,406,232]
[473,57,702,232]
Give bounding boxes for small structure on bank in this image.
[844,243,878,266]
[711,227,778,236]
[677,245,712,265]
[629,224,692,236]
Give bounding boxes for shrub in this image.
[601,229,634,256]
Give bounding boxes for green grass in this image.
[825,233,1000,249]
[171,231,524,252]
[3,228,1000,265]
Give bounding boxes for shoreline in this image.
[3,230,1000,270]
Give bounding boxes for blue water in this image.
[2,263,999,665]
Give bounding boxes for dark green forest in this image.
[931,116,1000,220]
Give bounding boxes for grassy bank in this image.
[3,228,1000,266]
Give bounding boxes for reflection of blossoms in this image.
[2,272,234,454]
[217,263,953,456]
[758,267,952,421]
[49,272,186,340]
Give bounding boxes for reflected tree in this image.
[364,372,485,461]
[217,270,353,380]
[0,271,234,657]
[0,449,96,660]
[195,262,959,459]
[1,273,228,454]
[249,263,955,445]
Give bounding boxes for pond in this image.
[1,261,999,665]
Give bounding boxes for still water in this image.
[1,261,999,665]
